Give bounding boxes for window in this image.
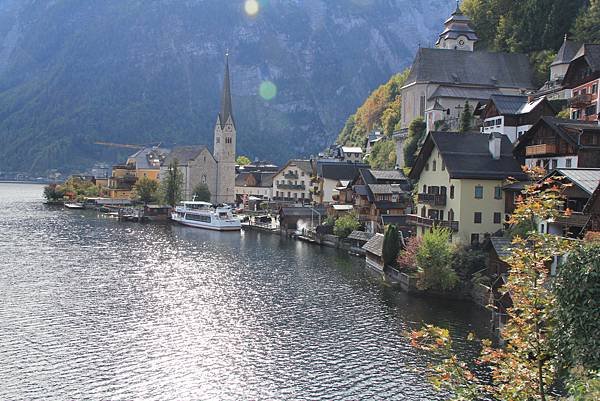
[585,105,596,116]
[448,209,454,221]
[216,137,220,144]
[471,233,480,244]
[474,185,483,199]
[423,185,427,193]
[493,212,502,224]
[432,160,437,171]
[494,186,502,200]
[439,210,444,221]
[581,88,587,94]
[419,95,426,117]
[593,84,598,94]
[566,158,572,168]
[552,159,558,170]
[442,160,446,171]
[450,185,454,199]
[474,212,482,224]
[425,163,429,171]
[496,118,502,126]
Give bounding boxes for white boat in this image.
[64,202,85,209]
[171,201,241,231]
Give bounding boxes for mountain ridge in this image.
[0,0,452,173]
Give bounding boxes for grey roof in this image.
[362,233,384,257]
[488,94,529,115]
[369,169,407,181]
[218,54,234,128]
[549,168,600,195]
[410,132,527,181]
[235,171,275,188]
[163,146,209,166]
[368,184,406,195]
[129,147,169,169]
[347,231,375,242]
[551,38,582,66]
[405,48,534,89]
[490,237,512,261]
[514,117,600,152]
[436,3,478,45]
[429,86,502,101]
[317,161,369,181]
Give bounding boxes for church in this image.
[161,55,237,204]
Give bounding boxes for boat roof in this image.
[182,201,212,206]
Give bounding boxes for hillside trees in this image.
[573,0,600,42]
[337,69,409,147]
[368,140,396,169]
[403,117,426,169]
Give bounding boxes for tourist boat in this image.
[171,201,241,231]
[64,202,85,209]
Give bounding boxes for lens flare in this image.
[244,0,259,16]
[259,81,277,101]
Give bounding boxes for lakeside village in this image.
[41,7,600,336]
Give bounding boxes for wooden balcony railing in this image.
[568,93,593,108]
[277,183,305,190]
[284,171,299,179]
[525,144,558,156]
[405,214,459,232]
[417,193,447,206]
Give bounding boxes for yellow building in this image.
[105,147,168,199]
[408,132,527,244]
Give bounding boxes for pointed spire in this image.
[452,0,462,15]
[219,51,234,128]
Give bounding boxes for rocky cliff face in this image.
[0,0,452,173]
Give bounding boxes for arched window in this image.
[448,209,454,221]
[201,175,207,184]
[450,185,455,199]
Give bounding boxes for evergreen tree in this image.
[459,101,472,133]
[573,0,600,43]
[403,117,426,169]
[160,159,184,207]
[192,183,211,202]
[382,225,400,267]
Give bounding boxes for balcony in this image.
[278,183,305,190]
[284,171,299,179]
[417,193,447,206]
[405,214,459,232]
[552,212,591,228]
[568,93,593,108]
[525,143,558,156]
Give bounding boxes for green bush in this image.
[333,213,360,238]
[416,227,458,291]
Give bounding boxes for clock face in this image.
[458,38,466,47]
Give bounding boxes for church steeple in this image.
[435,0,478,51]
[218,52,234,129]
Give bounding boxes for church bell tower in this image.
[213,53,236,204]
[435,1,478,51]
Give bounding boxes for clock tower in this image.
[435,1,478,51]
[213,53,236,204]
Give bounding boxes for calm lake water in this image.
[0,183,490,400]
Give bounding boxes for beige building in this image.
[408,132,527,244]
[272,159,313,203]
[397,4,534,136]
[160,55,236,204]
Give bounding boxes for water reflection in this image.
[0,184,489,400]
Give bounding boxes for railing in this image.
[568,93,593,108]
[553,212,591,227]
[405,214,459,232]
[525,144,557,156]
[284,171,299,179]
[417,193,447,206]
[277,183,305,190]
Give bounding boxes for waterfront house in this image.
[279,206,325,234]
[235,171,275,203]
[539,168,600,238]
[315,160,369,204]
[408,132,527,245]
[347,230,375,256]
[513,116,600,170]
[562,43,600,123]
[362,233,384,272]
[479,94,557,143]
[272,159,313,204]
[348,168,412,233]
[106,146,168,199]
[398,3,534,135]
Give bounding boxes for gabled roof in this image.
[317,161,369,181]
[362,233,384,257]
[409,132,527,181]
[128,147,169,170]
[368,184,406,195]
[483,94,548,117]
[275,159,313,177]
[546,168,600,196]
[489,237,512,261]
[163,146,210,166]
[348,231,375,242]
[562,44,600,87]
[235,171,275,188]
[369,169,407,181]
[551,37,582,67]
[429,86,502,101]
[584,184,600,214]
[514,117,600,153]
[404,48,534,89]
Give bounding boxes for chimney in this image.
[488,133,502,160]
